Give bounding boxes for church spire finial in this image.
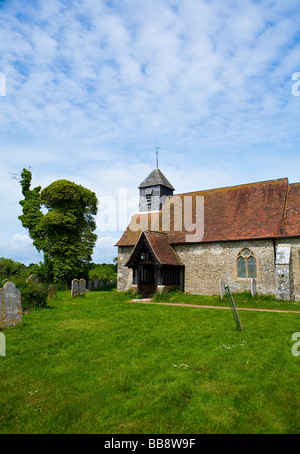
[155,146,161,169]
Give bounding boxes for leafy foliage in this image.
[88,263,117,281]
[9,277,48,310]
[18,169,98,284]
[27,259,53,284]
[0,257,29,282]
[124,288,143,299]
[152,288,181,301]
[18,168,44,251]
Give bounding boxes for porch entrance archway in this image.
[126,231,184,298]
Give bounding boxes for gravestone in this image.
[0,281,22,328]
[100,280,103,287]
[79,279,86,296]
[94,279,98,289]
[71,279,80,297]
[71,278,86,297]
[26,274,38,284]
[48,284,57,299]
[251,278,257,297]
[88,280,93,290]
[219,279,226,299]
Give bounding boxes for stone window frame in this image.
[236,248,258,280]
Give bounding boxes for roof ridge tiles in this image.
[175,177,289,197]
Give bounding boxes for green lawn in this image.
[0,290,299,434]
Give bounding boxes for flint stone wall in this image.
[117,246,134,292]
[118,239,300,300]
[174,240,274,296]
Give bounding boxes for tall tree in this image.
[19,169,98,284]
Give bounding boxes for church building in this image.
[116,167,300,301]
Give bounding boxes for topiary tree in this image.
[19,169,98,285]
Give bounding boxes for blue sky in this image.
[0,0,300,265]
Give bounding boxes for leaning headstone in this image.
[225,284,243,331]
[251,278,257,297]
[79,278,86,296]
[0,281,22,328]
[219,279,226,299]
[71,279,80,297]
[26,274,38,284]
[48,284,57,299]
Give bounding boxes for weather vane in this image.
[155,146,161,168]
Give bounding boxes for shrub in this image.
[0,257,29,280]
[54,280,69,291]
[88,263,117,282]
[27,260,53,284]
[93,282,117,291]
[11,278,48,310]
[125,289,143,299]
[152,288,182,302]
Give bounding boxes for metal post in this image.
[225,285,243,331]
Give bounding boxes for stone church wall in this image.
[174,240,277,296]
[279,238,300,301]
[117,246,134,292]
[117,238,300,299]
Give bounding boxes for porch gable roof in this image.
[125,231,183,268]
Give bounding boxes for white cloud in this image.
[1,0,300,264]
[0,233,42,265]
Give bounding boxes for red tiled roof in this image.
[281,183,300,237]
[144,231,183,265]
[116,178,300,247]
[125,231,183,266]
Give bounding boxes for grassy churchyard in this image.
[0,289,299,434]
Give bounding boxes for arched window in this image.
[237,248,257,279]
